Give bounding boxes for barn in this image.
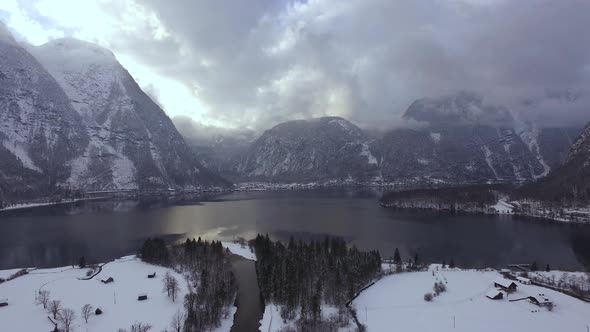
[137,293,148,301]
[0,298,8,307]
[486,290,503,300]
[494,279,518,293]
[529,295,553,307]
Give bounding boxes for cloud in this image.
[2,0,590,130]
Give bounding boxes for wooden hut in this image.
[101,277,114,284]
[95,307,103,315]
[0,298,7,307]
[485,290,503,300]
[494,279,517,293]
[137,293,148,301]
[148,272,156,279]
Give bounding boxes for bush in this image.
[424,293,433,302]
[86,269,94,277]
[433,281,447,295]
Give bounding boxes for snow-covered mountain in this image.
[0,25,227,198]
[521,122,590,203]
[0,23,89,198]
[379,92,579,184]
[234,117,380,182]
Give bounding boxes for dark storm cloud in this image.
[13,0,590,129]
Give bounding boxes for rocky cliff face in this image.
[379,92,579,184]
[521,122,590,203]
[235,117,380,182]
[0,24,88,198]
[0,25,226,200]
[28,38,227,191]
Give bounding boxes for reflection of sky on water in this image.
[1,190,590,271]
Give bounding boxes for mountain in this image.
[520,122,590,203]
[379,92,579,184]
[27,38,228,191]
[0,24,89,199]
[234,117,380,182]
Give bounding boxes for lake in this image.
[1,189,590,270]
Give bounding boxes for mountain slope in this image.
[0,24,88,199]
[29,38,227,191]
[380,92,579,184]
[235,117,380,182]
[520,123,590,203]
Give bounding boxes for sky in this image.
[1,0,590,132]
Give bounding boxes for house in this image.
[137,293,148,301]
[95,307,103,315]
[494,279,518,293]
[529,295,553,307]
[486,290,503,300]
[101,277,114,284]
[0,298,7,307]
[147,272,156,279]
[516,276,532,285]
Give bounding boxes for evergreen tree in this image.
[531,261,538,271]
[449,258,455,269]
[393,248,402,265]
[545,264,551,272]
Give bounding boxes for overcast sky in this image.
[1,0,589,131]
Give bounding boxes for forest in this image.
[380,184,506,213]
[253,234,382,330]
[139,238,237,332]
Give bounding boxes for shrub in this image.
[424,293,433,302]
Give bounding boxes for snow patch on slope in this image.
[360,143,378,165]
[430,132,441,143]
[2,140,42,172]
[482,146,499,180]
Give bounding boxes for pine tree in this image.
[449,258,455,269]
[545,264,551,272]
[414,253,419,267]
[393,248,401,265]
[531,261,538,271]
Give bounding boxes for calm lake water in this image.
[1,189,590,270]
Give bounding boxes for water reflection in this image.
[1,190,589,271]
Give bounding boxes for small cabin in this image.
[101,277,114,284]
[494,279,518,293]
[517,276,532,285]
[486,290,503,300]
[137,294,148,301]
[147,272,156,279]
[95,307,103,315]
[529,295,552,307]
[0,298,8,307]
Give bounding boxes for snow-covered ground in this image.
[222,242,256,261]
[353,265,590,332]
[0,256,223,332]
[259,303,353,332]
[491,199,514,214]
[0,197,106,212]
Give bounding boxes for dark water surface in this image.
[229,255,264,332]
[1,189,590,270]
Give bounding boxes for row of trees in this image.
[254,234,381,327]
[34,289,86,332]
[380,184,503,213]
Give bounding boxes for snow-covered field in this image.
[0,256,191,331]
[353,265,590,332]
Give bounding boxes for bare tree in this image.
[130,322,152,332]
[48,299,62,319]
[163,272,180,302]
[170,310,185,332]
[36,289,51,309]
[81,304,94,323]
[58,308,76,332]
